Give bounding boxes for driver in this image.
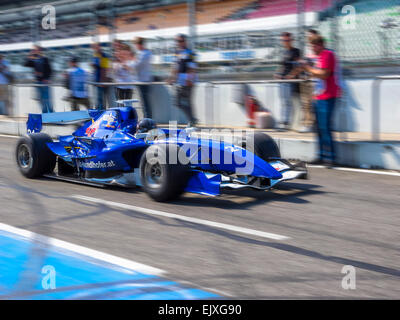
[137,118,156,133]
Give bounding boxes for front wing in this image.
[185,160,308,196]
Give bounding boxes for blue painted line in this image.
[0,230,219,300]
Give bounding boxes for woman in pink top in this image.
[301,35,341,166]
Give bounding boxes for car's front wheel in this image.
[242,132,281,162]
[140,144,190,202]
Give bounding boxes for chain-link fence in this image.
[315,0,400,64]
[0,0,399,81]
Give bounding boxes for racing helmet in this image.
[137,118,157,133]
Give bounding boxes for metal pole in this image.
[91,1,99,44]
[330,0,339,53]
[297,0,305,53]
[205,83,214,126]
[31,7,40,45]
[371,78,382,141]
[108,0,116,52]
[188,0,197,49]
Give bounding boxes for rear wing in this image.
[27,110,102,134]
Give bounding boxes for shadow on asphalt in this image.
[169,219,400,279]
[3,176,398,289]
[172,181,325,210]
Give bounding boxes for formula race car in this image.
[15,103,307,202]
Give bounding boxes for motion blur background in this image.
[0,0,399,159]
[0,0,399,78]
[1,0,399,78]
[0,1,399,300]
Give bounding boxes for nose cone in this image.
[232,147,283,179]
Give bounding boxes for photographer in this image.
[299,35,341,166]
[168,34,198,127]
[132,37,153,118]
[24,46,53,113]
[65,57,90,111]
[286,29,320,132]
[274,32,301,130]
[92,43,112,110]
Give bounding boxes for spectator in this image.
[287,29,319,132]
[168,34,198,127]
[113,45,136,100]
[0,54,12,116]
[132,37,153,118]
[274,32,301,130]
[112,39,124,55]
[300,29,320,132]
[24,45,53,113]
[65,57,90,111]
[301,35,341,166]
[306,29,344,91]
[92,43,112,110]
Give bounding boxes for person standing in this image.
[287,29,319,132]
[132,37,153,118]
[65,57,90,111]
[298,29,320,132]
[24,46,53,113]
[274,32,301,130]
[301,35,341,166]
[168,34,198,127]
[92,43,112,110]
[0,54,12,115]
[113,45,136,100]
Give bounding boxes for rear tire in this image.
[140,144,190,202]
[16,133,56,178]
[242,132,280,162]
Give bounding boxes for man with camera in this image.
[24,46,53,113]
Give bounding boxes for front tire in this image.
[242,132,281,162]
[140,144,190,202]
[16,133,56,178]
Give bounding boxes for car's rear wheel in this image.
[140,144,190,202]
[16,133,56,178]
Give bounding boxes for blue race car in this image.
[15,105,307,202]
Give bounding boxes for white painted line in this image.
[332,167,400,177]
[0,134,20,139]
[72,195,291,241]
[308,165,400,177]
[0,222,165,276]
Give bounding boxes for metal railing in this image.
[10,78,400,142]
[8,79,309,127]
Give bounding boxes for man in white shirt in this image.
[113,45,136,100]
[133,37,153,118]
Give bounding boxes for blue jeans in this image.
[97,86,116,110]
[96,86,105,110]
[37,86,53,113]
[279,83,294,124]
[313,98,337,161]
[137,85,152,118]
